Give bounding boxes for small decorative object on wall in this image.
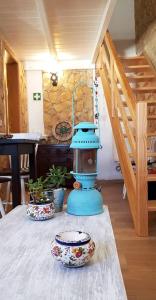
[52,121,73,142]
[67,122,104,216]
[50,73,58,86]
[33,92,41,101]
[51,230,95,268]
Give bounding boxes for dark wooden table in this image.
[0,139,37,207]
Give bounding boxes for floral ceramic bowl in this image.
[51,231,95,267]
[27,201,55,221]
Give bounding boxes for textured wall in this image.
[43,69,94,143]
[135,0,156,41]
[135,0,156,70]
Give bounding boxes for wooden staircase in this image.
[96,31,156,236]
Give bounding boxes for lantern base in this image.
[67,189,104,216]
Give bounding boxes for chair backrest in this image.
[9,154,29,171]
[20,154,29,170]
[0,198,5,217]
[148,137,156,163]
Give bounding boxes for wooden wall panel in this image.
[0,41,6,133]
[18,63,28,132]
[0,38,28,171]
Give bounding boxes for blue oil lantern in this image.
[67,122,104,215]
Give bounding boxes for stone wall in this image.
[135,0,156,70]
[43,69,94,143]
[135,0,156,42]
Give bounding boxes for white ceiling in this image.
[0,0,117,69]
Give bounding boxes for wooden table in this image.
[0,139,37,207]
[0,206,127,300]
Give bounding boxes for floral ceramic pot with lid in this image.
[51,231,95,267]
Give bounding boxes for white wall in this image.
[114,39,136,57]
[25,70,44,134]
[109,0,135,40]
[97,78,122,180]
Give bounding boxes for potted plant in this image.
[26,177,55,221]
[45,165,71,212]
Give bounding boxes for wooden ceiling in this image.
[0,0,116,66]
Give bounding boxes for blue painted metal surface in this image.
[70,122,99,149]
[67,122,104,216]
[67,189,103,216]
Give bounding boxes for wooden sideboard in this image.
[36,144,74,187]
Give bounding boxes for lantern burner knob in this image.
[73,181,81,190]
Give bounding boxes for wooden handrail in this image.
[97,30,156,236]
[100,32,136,160]
[97,47,137,229]
[104,31,136,121]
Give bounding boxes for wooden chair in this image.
[0,154,30,205]
[0,177,11,217]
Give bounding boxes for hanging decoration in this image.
[93,77,102,149]
[71,78,102,148]
[94,77,101,136]
[52,121,73,142]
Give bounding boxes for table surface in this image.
[0,139,38,145]
[0,206,127,300]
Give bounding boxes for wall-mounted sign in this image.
[33,92,41,101]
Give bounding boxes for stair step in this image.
[127,75,156,83]
[125,65,152,72]
[133,87,156,94]
[118,86,156,95]
[119,116,132,121]
[147,174,156,181]
[147,132,156,137]
[119,115,156,121]
[129,152,156,158]
[120,56,147,66]
[147,100,156,105]
[148,115,156,120]
[122,101,127,107]
[148,201,156,212]
[124,132,156,138]
[147,152,156,157]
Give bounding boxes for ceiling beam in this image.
[35,0,57,60]
[91,0,117,63]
